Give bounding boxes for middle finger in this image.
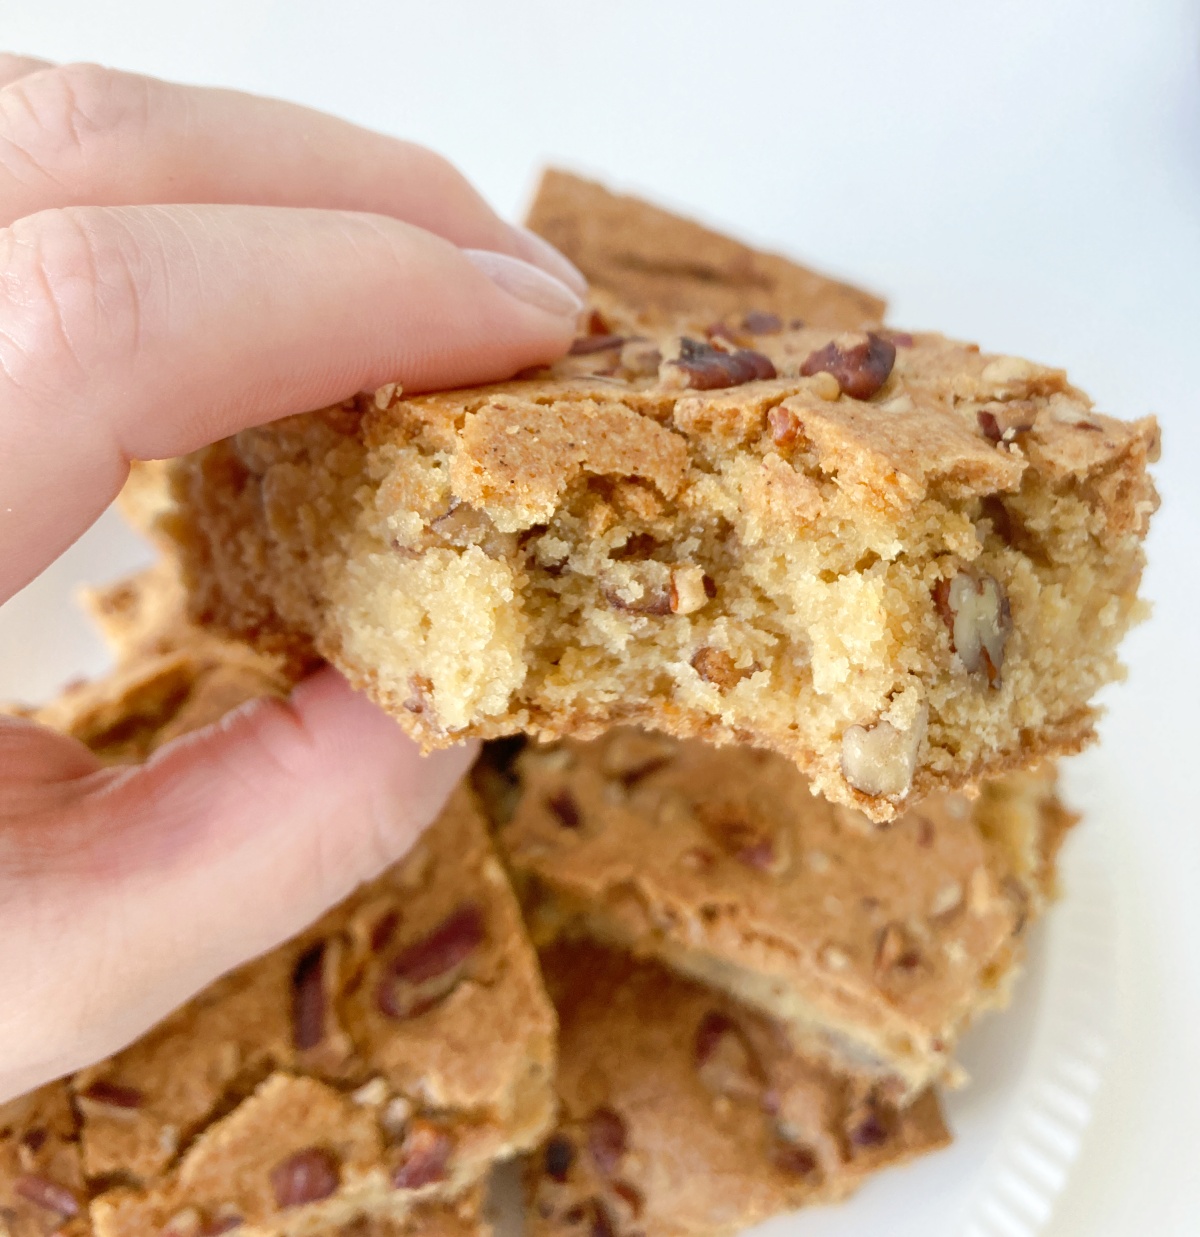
[0,62,583,290]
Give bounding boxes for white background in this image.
[0,1,1197,1232]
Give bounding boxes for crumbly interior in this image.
[162,324,1158,823]
[0,608,556,1237]
[498,728,1071,1098]
[524,940,949,1237]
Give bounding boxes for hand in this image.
[0,55,585,1103]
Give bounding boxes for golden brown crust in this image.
[498,730,1070,1097]
[524,940,949,1237]
[524,168,885,329]
[161,317,1157,822]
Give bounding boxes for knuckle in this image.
[0,61,151,178]
[0,207,145,391]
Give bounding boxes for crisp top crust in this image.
[525,168,886,329]
[370,325,1157,536]
[500,729,1071,1090]
[525,940,948,1237]
[2,576,556,1237]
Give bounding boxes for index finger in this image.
[0,203,581,604]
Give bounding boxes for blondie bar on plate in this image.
[524,940,949,1237]
[0,584,556,1237]
[497,729,1072,1098]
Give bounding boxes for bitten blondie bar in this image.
[524,940,949,1237]
[498,729,1072,1097]
[0,592,556,1237]
[160,311,1157,821]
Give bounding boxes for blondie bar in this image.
[0,595,556,1237]
[498,728,1072,1097]
[160,310,1157,820]
[524,168,885,329]
[524,940,949,1237]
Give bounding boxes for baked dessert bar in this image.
[524,940,949,1237]
[159,310,1157,821]
[498,728,1073,1098]
[0,598,556,1237]
[524,168,885,329]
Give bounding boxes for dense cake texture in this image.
[523,940,949,1237]
[0,604,556,1237]
[160,311,1158,821]
[524,168,885,329]
[496,729,1073,1097]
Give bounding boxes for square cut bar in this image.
[497,729,1073,1099]
[523,940,949,1237]
[524,168,885,329]
[159,315,1158,822]
[0,593,556,1237]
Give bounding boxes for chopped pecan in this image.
[694,1011,765,1102]
[376,905,484,1020]
[774,1143,820,1177]
[690,647,745,689]
[291,941,327,1051]
[547,790,582,829]
[800,332,896,399]
[847,1102,891,1148]
[874,923,922,975]
[392,1121,452,1190]
[586,1107,628,1176]
[840,717,923,799]
[269,1147,340,1208]
[661,337,776,390]
[543,1135,575,1182]
[766,405,803,448]
[569,333,626,355]
[977,402,1036,444]
[742,310,783,334]
[78,1079,144,1110]
[932,571,1012,685]
[13,1174,79,1218]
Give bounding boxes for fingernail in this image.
[464,249,584,319]
[507,224,589,297]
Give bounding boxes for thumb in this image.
[0,668,476,1100]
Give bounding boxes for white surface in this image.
[1,1,1198,1232]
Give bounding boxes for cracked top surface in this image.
[524,168,885,329]
[524,939,949,1237]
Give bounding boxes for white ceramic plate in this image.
[1,510,1117,1237]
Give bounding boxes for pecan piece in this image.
[392,1121,452,1190]
[543,1135,575,1182]
[840,717,923,799]
[741,310,783,334]
[661,337,776,390]
[932,571,1012,685]
[376,905,484,1020]
[569,333,626,355]
[269,1147,340,1208]
[78,1079,144,1110]
[874,923,922,975]
[773,1143,820,1177]
[694,1011,765,1102]
[546,790,582,829]
[690,647,748,690]
[800,332,896,399]
[291,941,327,1051]
[847,1101,891,1148]
[14,1174,79,1218]
[586,1107,627,1176]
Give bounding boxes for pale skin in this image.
[0,55,586,1104]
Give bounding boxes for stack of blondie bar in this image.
[0,171,1157,1237]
